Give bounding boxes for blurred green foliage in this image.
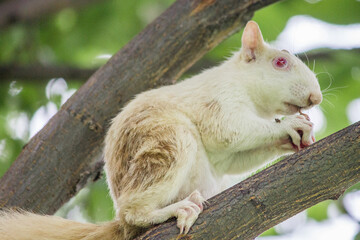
[0,0,359,237]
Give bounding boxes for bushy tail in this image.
[0,210,124,240]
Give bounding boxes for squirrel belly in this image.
[0,21,322,240]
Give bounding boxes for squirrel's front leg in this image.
[225,112,314,152]
[222,114,315,175]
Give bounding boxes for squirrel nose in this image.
[308,93,322,106]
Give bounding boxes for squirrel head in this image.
[233,21,322,116]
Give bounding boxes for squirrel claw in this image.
[175,190,206,235]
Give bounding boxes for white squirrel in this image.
[0,21,322,240]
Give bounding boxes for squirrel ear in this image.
[241,21,264,62]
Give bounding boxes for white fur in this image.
[106,21,322,234]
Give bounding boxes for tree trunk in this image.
[136,121,360,240]
[0,0,281,214]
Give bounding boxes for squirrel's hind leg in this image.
[117,126,206,236]
[123,190,206,235]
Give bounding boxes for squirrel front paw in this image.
[279,114,315,151]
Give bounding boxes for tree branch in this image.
[136,121,360,239]
[1,48,359,81]
[0,0,281,214]
[0,64,97,81]
[0,0,105,29]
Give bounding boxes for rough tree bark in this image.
[0,0,281,214]
[136,121,360,239]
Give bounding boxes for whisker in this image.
[318,105,328,114]
[305,52,310,66]
[316,71,334,79]
[322,93,338,101]
[313,59,316,72]
[322,92,338,97]
[321,86,348,94]
[316,71,334,93]
[316,71,333,77]
[322,97,335,109]
[322,85,348,94]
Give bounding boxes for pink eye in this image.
[273,57,288,69]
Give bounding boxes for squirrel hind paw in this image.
[176,190,207,235]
